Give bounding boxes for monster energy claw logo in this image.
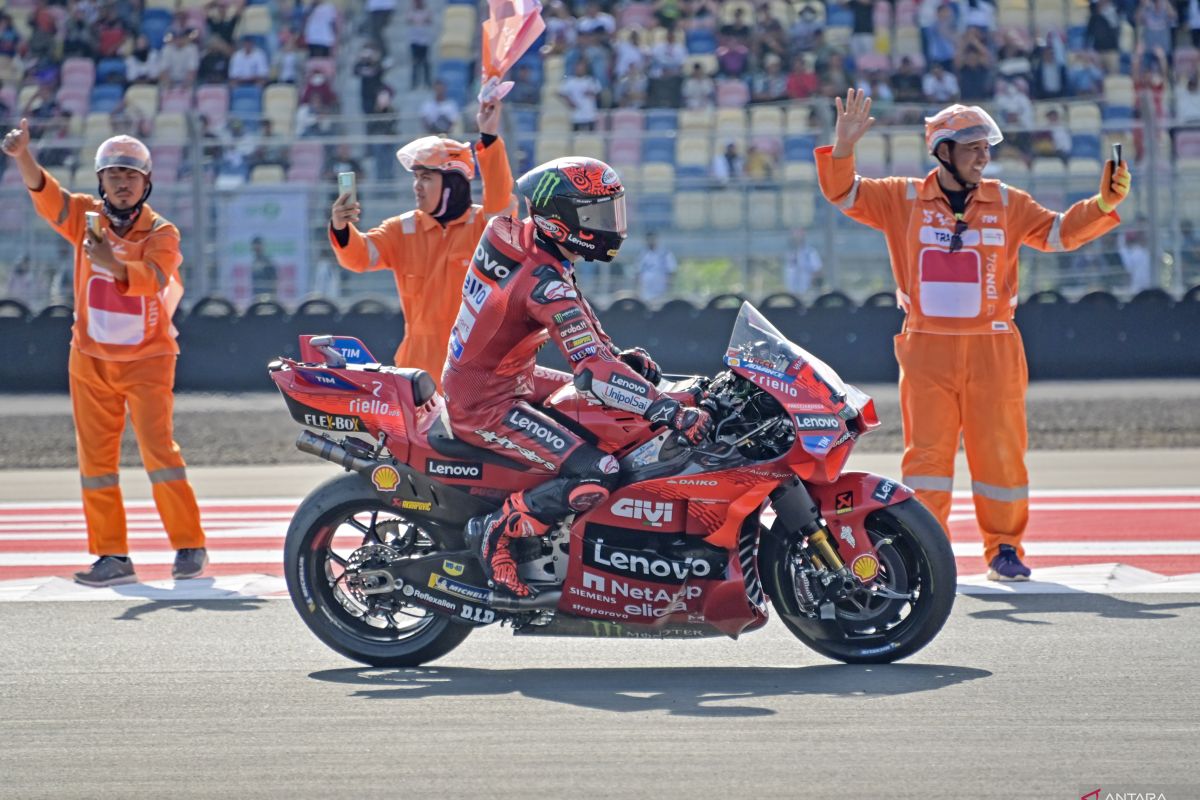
[531,171,561,206]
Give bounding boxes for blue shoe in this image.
[987,544,1032,582]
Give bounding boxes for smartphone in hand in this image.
[337,171,357,206]
[1111,142,1123,166]
[85,210,102,237]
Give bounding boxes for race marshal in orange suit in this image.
[328,99,514,386]
[816,90,1130,581]
[3,119,208,587]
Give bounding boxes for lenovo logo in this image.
[426,459,483,480]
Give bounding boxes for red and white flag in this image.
[479,0,546,103]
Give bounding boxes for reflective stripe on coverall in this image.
[814,146,1120,562]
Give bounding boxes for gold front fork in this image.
[807,527,846,571]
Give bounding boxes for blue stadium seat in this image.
[1067,26,1087,51]
[230,85,263,130]
[642,136,675,164]
[676,164,707,180]
[96,57,126,85]
[826,4,854,26]
[245,34,271,55]
[437,60,471,106]
[1101,106,1134,121]
[515,137,536,173]
[785,135,817,162]
[686,29,717,54]
[514,55,544,87]
[639,193,673,230]
[141,9,172,49]
[1071,134,1100,159]
[231,84,263,113]
[645,109,678,132]
[514,109,539,133]
[89,84,124,113]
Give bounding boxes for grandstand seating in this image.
[250,164,286,184]
[124,85,159,121]
[286,142,324,182]
[3,0,1192,315]
[141,8,173,49]
[89,84,124,114]
[195,85,230,130]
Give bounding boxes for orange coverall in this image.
[328,138,514,385]
[815,146,1119,562]
[28,169,205,558]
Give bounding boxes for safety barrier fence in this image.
[1,287,1195,393]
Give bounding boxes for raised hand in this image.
[477,99,502,137]
[832,89,875,158]
[330,192,361,231]
[1,118,31,159]
[1098,159,1132,214]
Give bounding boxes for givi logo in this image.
[612,498,674,526]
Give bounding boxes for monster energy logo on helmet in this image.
[531,171,561,206]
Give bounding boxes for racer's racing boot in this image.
[467,495,548,599]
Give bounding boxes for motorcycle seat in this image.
[388,367,438,406]
[426,415,531,470]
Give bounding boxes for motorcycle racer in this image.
[444,157,713,598]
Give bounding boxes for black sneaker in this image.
[172,547,209,579]
[74,556,137,588]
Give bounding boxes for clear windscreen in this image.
[723,302,870,413]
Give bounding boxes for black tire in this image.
[767,498,957,664]
[284,472,473,667]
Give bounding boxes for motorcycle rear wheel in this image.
[284,472,472,667]
[768,498,956,664]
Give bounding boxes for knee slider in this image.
[566,453,619,512]
[567,482,609,512]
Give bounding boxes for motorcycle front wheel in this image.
[765,497,957,664]
[283,472,473,667]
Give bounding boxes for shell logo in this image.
[371,465,401,492]
[851,553,880,582]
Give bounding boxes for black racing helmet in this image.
[516,157,628,262]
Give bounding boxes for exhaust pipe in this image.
[296,430,376,472]
[489,590,562,612]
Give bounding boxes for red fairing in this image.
[269,359,415,462]
[558,482,767,636]
[272,359,550,497]
[808,472,916,583]
[733,359,881,484]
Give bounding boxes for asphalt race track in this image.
[1,389,1198,799]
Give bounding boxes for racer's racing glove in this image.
[644,397,713,446]
[617,347,661,385]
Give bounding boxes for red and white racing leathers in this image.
[442,215,676,521]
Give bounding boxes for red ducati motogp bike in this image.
[270,303,955,666]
